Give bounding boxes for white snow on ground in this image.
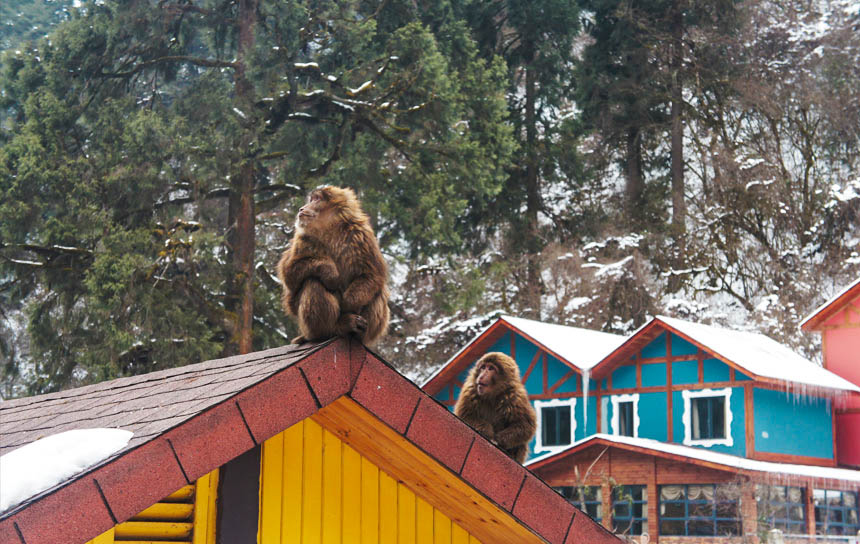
[655,316,860,393]
[526,433,860,483]
[0,428,133,513]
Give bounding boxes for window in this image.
[814,489,860,535]
[756,485,806,535]
[610,394,639,438]
[682,388,733,447]
[659,484,741,536]
[557,486,602,523]
[692,396,725,439]
[613,485,648,535]
[534,398,576,453]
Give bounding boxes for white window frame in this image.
[534,397,577,455]
[610,393,640,438]
[682,388,733,448]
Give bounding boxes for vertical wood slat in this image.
[259,431,284,544]
[283,422,303,543]
[342,444,362,541]
[379,471,398,543]
[303,420,323,544]
[258,418,481,544]
[322,429,342,544]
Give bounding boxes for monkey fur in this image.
[277,186,389,346]
[454,352,537,464]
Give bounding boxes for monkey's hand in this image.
[336,312,367,337]
[291,334,309,344]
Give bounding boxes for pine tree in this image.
[0,0,512,393]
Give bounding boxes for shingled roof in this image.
[0,339,620,544]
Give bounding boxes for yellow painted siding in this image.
[85,469,218,544]
[259,419,482,544]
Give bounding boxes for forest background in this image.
[0,0,858,397]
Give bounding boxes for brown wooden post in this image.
[648,457,659,542]
[740,478,758,543]
[805,482,816,536]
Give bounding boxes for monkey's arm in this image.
[494,394,537,450]
[283,256,339,292]
[340,235,387,312]
[278,237,340,292]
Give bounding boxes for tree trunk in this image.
[225,0,259,355]
[625,126,644,219]
[669,1,686,290]
[524,55,542,318]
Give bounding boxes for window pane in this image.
[559,406,571,444]
[619,402,634,437]
[662,502,686,518]
[716,520,741,536]
[689,519,714,536]
[660,520,685,535]
[710,397,725,438]
[542,407,558,445]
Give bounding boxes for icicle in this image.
[582,369,590,437]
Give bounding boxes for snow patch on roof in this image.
[657,316,860,393]
[0,428,133,513]
[500,315,627,370]
[526,433,860,483]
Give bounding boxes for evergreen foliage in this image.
[1,0,858,393]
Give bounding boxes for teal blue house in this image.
[422,315,860,541]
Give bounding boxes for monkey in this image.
[277,186,389,346]
[454,352,537,464]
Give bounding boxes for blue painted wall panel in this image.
[548,354,577,393]
[641,332,667,358]
[612,365,637,389]
[671,334,699,356]
[703,358,731,383]
[672,390,685,444]
[638,392,668,442]
[735,371,752,381]
[672,360,699,385]
[753,388,833,460]
[641,363,666,387]
[516,335,543,394]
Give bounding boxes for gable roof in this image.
[801,276,860,331]
[0,339,620,544]
[591,316,860,394]
[526,434,860,489]
[423,315,625,394]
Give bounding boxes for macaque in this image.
[454,352,537,464]
[277,186,389,346]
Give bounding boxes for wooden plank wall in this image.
[259,418,481,544]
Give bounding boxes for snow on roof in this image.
[800,276,860,330]
[0,428,133,513]
[501,315,627,371]
[656,316,860,393]
[526,433,860,483]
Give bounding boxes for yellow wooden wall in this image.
[259,419,482,544]
[86,469,218,544]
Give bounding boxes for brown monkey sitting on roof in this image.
[277,186,389,346]
[454,352,536,463]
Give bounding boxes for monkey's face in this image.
[475,361,499,396]
[295,189,332,231]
